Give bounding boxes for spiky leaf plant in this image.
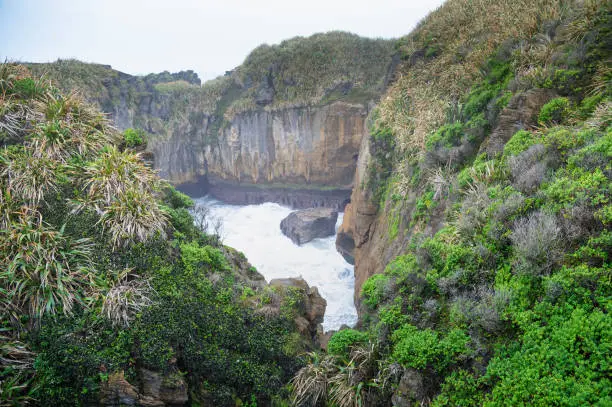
[291,352,336,407]
[99,188,168,247]
[1,148,58,207]
[0,208,96,321]
[102,269,153,327]
[82,145,158,207]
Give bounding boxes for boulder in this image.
[269,277,327,345]
[280,208,338,245]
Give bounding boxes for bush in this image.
[180,241,229,273]
[327,329,369,358]
[507,144,549,193]
[392,325,471,372]
[164,185,194,209]
[483,307,611,406]
[510,211,563,275]
[503,129,541,158]
[538,97,570,126]
[123,128,145,147]
[361,274,391,309]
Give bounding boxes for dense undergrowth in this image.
[0,65,309,406]
[297,0,611,405]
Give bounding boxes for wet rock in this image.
[280,208,338,245]
[207,182,351,210]
[391,369,426,407]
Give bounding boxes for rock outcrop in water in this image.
[280,208,338,245]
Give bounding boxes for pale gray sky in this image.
[0,0,444,82]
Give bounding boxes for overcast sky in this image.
[0,0,444,82]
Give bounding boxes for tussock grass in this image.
[378,0,583,154]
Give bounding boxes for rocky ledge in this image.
[280,208,338,245]
[207,182,351,210]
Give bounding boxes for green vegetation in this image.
[123,127,145,147]
[538,97,571,125]
[295,0,611,405]
[0,64,309,406]
[327,329,369,357]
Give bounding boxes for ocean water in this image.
[193,196,358,331]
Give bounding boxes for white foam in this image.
[193,196,358,331]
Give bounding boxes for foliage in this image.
[392,325,471,372]
[0,64,308,406]
[0,209,96,321]
[122,128,144,147]
[538,97,571,125]
[327,329,369,358]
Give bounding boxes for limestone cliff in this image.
[26,32,395,204]
[205,101,369,187]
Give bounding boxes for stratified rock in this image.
[280,208,338,245]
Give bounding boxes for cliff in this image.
[27,32,395,203]
[322,0,611,404]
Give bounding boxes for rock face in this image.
[27,56,392,207]
[482,88,557,155]
[280,208,338,245]
[207,182,351,210]
[205,102,369,188]
[269,277,327,344]
[99,368,188,407]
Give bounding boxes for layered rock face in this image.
[28,32,394,204]
[280,208,338,245]
[205,102,368,188]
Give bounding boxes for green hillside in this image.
[298,0,611,405]
[0,64,316,406]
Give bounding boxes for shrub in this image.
[507,144,549,193]
[510,211,563,275]
[432,369,483,407]
[538,97,570,125]
[483,307,611,406]
[503,130,539,158]
[123,128,145,147]
[327,329,369,358]
[392,325,470,372]
[180,241,229,273]
[164,185,194,209]
[361,274,391,309]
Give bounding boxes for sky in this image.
[0,0,444,83]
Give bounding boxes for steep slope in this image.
[298,0,611,405]
[0,64,326,406]
[27,32,396,205]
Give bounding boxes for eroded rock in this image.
[269,277,327,344]
[280,208,338,245]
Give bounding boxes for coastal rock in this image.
[280,208,338,245]
[269,277,327,344]
[204,101,369,188]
